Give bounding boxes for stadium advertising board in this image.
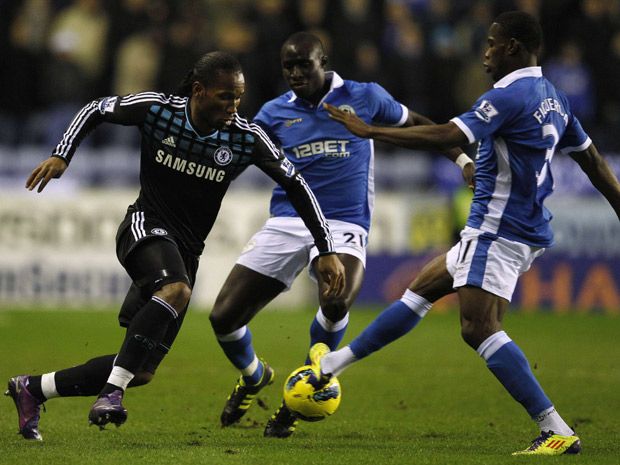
[361,253,620,315]
[359,196,620,314]
[0,190,277,309]
[0,191,618,312]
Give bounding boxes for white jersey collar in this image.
[287,71,344,104]
[493,66,542,89]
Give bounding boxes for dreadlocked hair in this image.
[176,51,243,97]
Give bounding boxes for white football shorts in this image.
[445,226,545,301]
[236,217,367,289]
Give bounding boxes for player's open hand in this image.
[462,161,475,190]
[317,253,346,298]
[324,103,372,138]
[26,157,68,193]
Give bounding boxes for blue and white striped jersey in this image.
[451,67,591,247]
[254,72,408,232]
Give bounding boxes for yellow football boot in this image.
[309,342,330,370]
[512,431,581,455]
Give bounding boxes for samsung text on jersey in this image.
[155,149,226,182]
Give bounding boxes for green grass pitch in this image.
[0,308,618,465]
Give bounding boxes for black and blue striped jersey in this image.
[51,91,334,255]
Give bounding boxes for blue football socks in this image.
[349,291,431,359]
[217,326,264,385]
[307,308,349,363]
[478,331,552,417]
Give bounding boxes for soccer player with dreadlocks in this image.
[6,51,345,440]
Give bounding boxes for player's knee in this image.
[460,319,496,349]
[129,371,154,387]
[156,281,192,312]
[460,322,480,349]
[321,297,349,321]
[460,313,488,348]
[210,284,248,334]
[209,306,236,334]
[209,308,224,332]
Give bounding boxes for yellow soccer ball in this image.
[283,365,341,421]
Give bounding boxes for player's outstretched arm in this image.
[25,157,68,193]
[315,253,345,298]
[570,143,620,221]
[405,110,475,189]
[324,103,468,152]
[325,103,474,188]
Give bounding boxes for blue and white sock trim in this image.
[315,308,349,332]
[216,325,247,342]
[476,330,512,360]
[241,355,260,377]
[400,289,432,318]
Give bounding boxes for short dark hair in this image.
[494,11,543,53]
[282,31,325,55]
[176,51,242,96]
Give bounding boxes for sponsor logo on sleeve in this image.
[280,158,295,177]
[98,96,118,114]
[474,100,498,123]
[213,146,233,166]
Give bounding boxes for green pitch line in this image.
[0,308,618,465]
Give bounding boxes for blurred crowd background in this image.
[2,0,619,310]
[2,0,620,152]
